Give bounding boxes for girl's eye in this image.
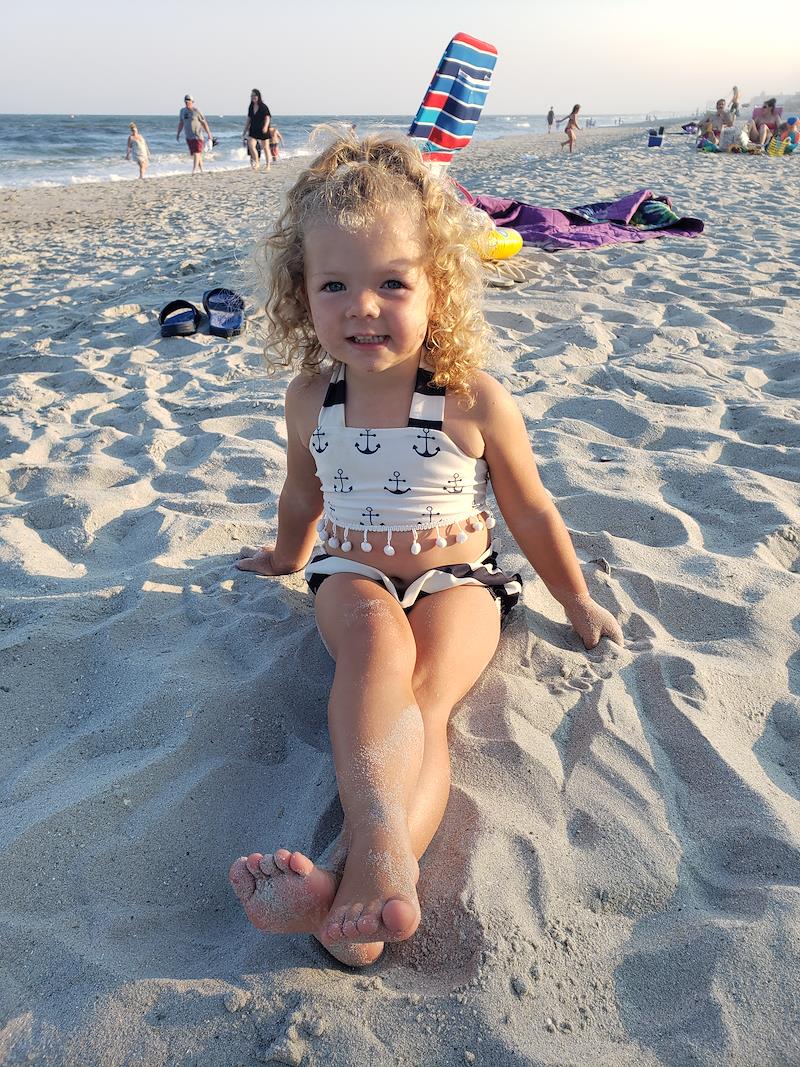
[321,281,345,292]
[383,279,405,290]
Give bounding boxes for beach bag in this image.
[766,135,787,157]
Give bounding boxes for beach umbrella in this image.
[409,32,498,174]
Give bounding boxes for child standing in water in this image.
[229,133,623,967]
[125,122,150,179]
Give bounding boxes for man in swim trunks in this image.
[701,99,733,143]
[177,95,213,175]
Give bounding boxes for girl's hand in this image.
[235,546,305,577]
[558,593,624,649]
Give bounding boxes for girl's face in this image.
[303,208,433,376]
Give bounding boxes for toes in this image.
[355,905,381,938]
[272,849,292,872]
[341,902,365,939]
[324,906,349,942]
[381,897,419,940]
[228,858,256,902]
[288,851,315,876]
[245,853,265,877]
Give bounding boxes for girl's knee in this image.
[319,579,415,665]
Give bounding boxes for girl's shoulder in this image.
[286,369,332,436]
[469,369,516,415]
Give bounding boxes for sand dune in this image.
[1,125,799,1066]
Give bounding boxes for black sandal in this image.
[159,299,201,337]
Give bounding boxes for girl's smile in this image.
[304,210,432,376]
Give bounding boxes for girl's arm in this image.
[243,376,324,575]
[477,375,623,648]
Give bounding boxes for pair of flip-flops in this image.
[159,288,245,338]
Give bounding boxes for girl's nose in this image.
[346,289,380,318]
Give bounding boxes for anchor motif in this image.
[311,427,328,453]
[355,428,381,455]
[420,505,441,525]
[384,471,412,495]
[412,428,440,458]
[443,474,464,494]
[333,468,353,493]
[362,506,382,526]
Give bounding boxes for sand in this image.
[1,123,799,1066]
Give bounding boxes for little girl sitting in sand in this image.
[229,132,623,967]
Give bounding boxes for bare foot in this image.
[229,849,338,933]
[229,848,385,967]
[322,825,420,945]
[234,546,275,575]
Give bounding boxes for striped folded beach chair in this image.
[408,32,498,172]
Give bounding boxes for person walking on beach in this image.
[176,94,213,175]
[546,106,555,132]
[268,125,284,161]
[557,104,581,153]
[125,122,150,179]
[729,85,740,119]
[229,132,623,967]
[243,89,272,171]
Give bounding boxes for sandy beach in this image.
[1,122,799,1066]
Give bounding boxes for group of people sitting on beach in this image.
[696,90,798,155]
[124,89,284,179]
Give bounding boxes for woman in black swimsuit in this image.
[243,88,271,170]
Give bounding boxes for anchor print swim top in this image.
[310,361,495,557]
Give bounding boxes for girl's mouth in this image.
[348,335,388,345]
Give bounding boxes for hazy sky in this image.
[1,0,797,116]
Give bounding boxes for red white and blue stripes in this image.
[408,32,498,165]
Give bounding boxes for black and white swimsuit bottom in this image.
[306,547,522,623]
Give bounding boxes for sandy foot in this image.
[229,849,337,934]
[322,826,421,945]
[229,848,386,967]
[234,546,274,575]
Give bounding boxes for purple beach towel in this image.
[467,189,704,251]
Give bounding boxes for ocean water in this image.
[0,112,667,189]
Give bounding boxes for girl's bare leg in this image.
[247,137,259,168]
[229,580,501,963]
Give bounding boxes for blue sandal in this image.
[203,288,245,338]
[159,299,201,337]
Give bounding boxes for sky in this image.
[1,0,797,116]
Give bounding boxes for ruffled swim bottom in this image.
[305,547,522,623]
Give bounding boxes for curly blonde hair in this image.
[260,130,491,400]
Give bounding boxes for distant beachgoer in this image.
[743,98,781,146]
[782,116,799,151]
[243,89,272,170]
[177,94,213,175]
[557,105,581,153]
[268,126,284,161]
[729,85,740,118]
[546,107,555,132]
[125,122,150,179]
[701,99,733,142]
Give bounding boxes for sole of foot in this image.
[228,849,338,934]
